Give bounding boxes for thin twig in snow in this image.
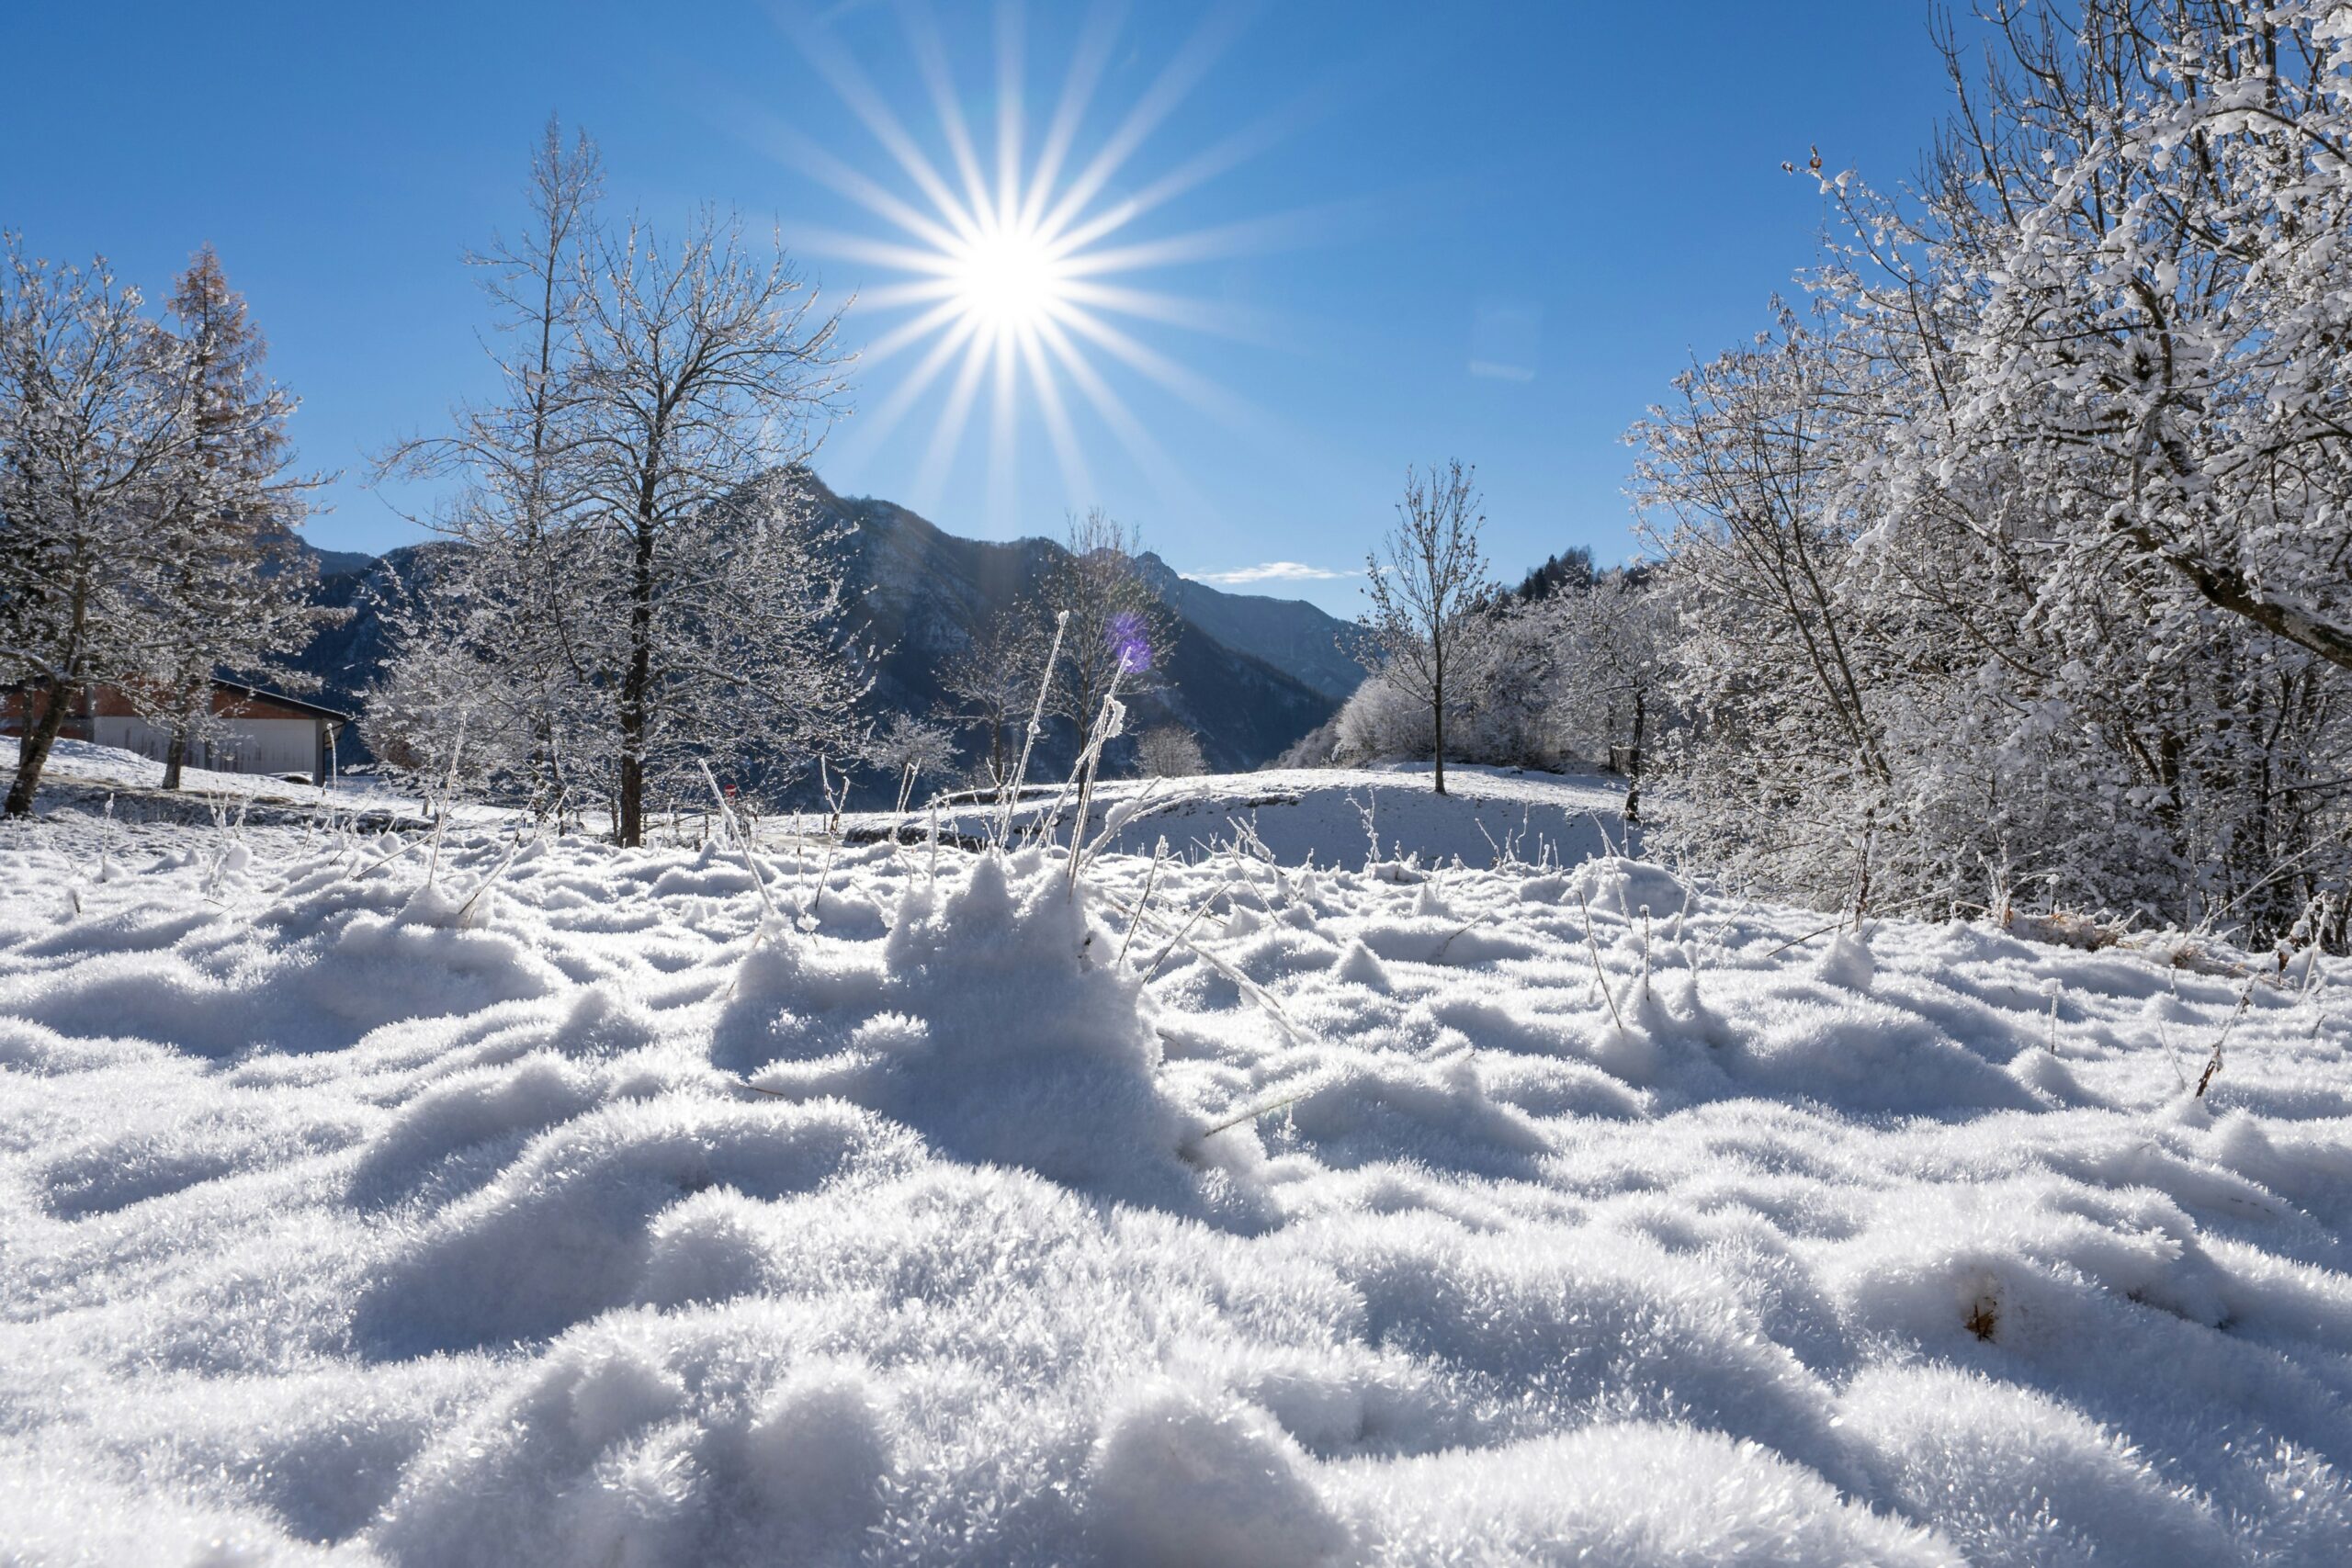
[1118,840,1167,966]
[1576,887,1627,1031]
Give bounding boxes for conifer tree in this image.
[149,245,334,788]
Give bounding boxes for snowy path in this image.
[1,774,2348,1564]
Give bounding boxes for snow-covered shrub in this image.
[862,715,957,811]
[1329,671,1434,767]
[1134,724,1205,778]
[1332,603,1576,774]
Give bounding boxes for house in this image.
[2,679,351,785]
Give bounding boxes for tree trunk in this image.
[5,678,74,818]
[162,715,190,791]
[617,511,656,847]
[1623,688,1646,827]
[9,575,92,819]
[1430,640,1447,796]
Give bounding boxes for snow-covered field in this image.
[6,738,428,825]
[3,759,2349,1565]
[922,763,1629,868]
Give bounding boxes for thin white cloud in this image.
[1469,299,1542,383]
[1187,560,1357,586]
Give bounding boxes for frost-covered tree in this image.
[864,712,957,808]
[1827,0,2352,940]
[577,215,855,845]
[1330,670,1435,766]
[379,128,862,846]
[356,549,523,803]
[1,242,194,817]
[1626,0,2352,946]
[379,120,608,818]
[1627,304,1905,906]
[1329,604,1551,773]
[2,239,337,812]
[1135,723,1205,778]
[1544,569,1668,822]
[940,606,1046,785]
[1360,459,1495,795]
[1037,507,1176,784]
[147,246,337,789]
[1327,558,1667,790]
[1894,0,2352,674]
[1450,605,1557,768]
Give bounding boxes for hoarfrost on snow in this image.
[1,758,2348,1565]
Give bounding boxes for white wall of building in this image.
[91,716,321,777]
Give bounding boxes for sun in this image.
[763,6,1310,522]
[950,223,1063,333]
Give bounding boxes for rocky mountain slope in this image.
[805,479,1351,775]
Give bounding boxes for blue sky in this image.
[1,2,1950,615]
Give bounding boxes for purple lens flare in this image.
[1109,612,1152,674]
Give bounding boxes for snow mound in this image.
[1335,1422,1958,1567]
[356,1096,914,1355]
[718,855,1214,1210]
[1089,1385,1348,1567]
[920,763,1628,870]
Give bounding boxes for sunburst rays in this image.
[767,2,1299,525]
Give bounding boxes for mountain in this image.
[274,477,1363,777]
[285,544,456,716]
[802,478,1343,776]
[300,543,381,580]
[1134,555,1368,703]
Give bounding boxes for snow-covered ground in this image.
[916,763,1630,868]
[9,737,419,815]
[3,758,2349,1565]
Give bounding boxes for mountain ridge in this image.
[284,478,1364,777]
[798,475,1350,776]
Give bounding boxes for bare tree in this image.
[576,212,852,845]
[1037,507,1176,786]
[1360,459,1494,795]
[940,606,1046,785]
[371,131,862,845]
[378,119,605,817]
